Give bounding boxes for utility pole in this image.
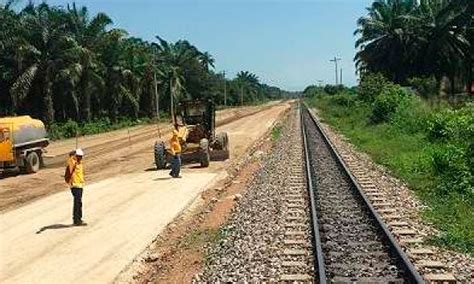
[154,71,159,119]
[330,57,341,85]
[340,68,343,85]
[170,79,175,126]
[223,71,227,106]
[240,84,243,106]
[153,47,161,137]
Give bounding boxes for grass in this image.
[47,115,170,140]
[306,94,473,255]
[271,125,282,141]
[180,228,221,249]
[180,226,233,265]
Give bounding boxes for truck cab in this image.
[0,116,49,175]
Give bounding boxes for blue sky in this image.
[41,0,373,91]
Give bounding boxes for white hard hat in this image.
[75,148,84,156]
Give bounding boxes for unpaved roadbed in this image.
[0,102,290,284]
[0,102,282,212]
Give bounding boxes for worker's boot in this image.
[74,220,87,226]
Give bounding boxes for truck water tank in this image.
[0,116,48,146]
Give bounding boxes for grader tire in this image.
[154,142,167,170]
[26,151,40,173]
[200,138,210,168]
[216,132,230,159]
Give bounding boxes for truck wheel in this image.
[26,151,40,173]
[200,138,210,167]
[216,132,230,159]
[154,142,167,170]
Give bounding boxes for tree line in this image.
[0,2,289,125]
[355,0,473,95]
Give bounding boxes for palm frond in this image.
[10,64,38,106]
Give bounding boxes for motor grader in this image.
[154,99,229,169]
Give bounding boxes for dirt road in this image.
[0,102,279,212]
[0,102,289,284]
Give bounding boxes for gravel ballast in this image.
[197,107,314,282]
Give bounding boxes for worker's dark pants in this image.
[170,154,181,177]
[70,187,83,223]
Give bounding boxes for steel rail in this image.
[302,103,424,283]
[300,104,327,284]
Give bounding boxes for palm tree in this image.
[1,1,283,122]
[236,71,260,105]
[64,3,112,121]
[354,0,418,83]
[199,51,215,71]
[355,0,472,92]
[8,3,81,124]
[415,0,472,92]
[154,36,201,122]
[100,28,141,120]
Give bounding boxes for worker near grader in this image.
[169,130,182,178]
[65,149,87,226]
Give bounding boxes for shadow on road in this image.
[153,177,173,181]
[36,224,73,234]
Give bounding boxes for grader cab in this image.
[154,100,229,169]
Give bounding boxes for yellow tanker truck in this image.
[0,116,49,175]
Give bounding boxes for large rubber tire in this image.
[216,132,230,159]
[26,151,40,173]
[154,142,167,170]
[200,138,210,168]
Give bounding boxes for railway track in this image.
[300,104,424,283]
[199,105,447,282]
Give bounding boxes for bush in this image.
[431,144,473,196]
[391,96,430,133]
[408,76,439,99]
[331,93,356,107]
[47,116,150,140]
[370,85,409,123]
[64,120,80,137]
[426,105,474,142]
[323,84,345,95]
[358,73,392,102]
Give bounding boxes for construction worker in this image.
[65,149,86,226]
[169,130,182,178]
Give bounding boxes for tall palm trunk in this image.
[43,88,55,124]
[170,78,175,125]
[81,73,91,121]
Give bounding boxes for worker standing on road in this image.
[169,130,182,178]
[65,149,87,226]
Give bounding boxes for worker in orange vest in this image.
[65,149,86,226]
[169,130,182,178]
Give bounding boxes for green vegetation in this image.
[304,74,473,255]
[0,1,291,134]
[179,226,233,265]
[47,116,162,140]
[180,228,221,250]
[355,0,473,95]
[271,125,282,141]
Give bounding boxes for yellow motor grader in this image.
[154,100,229,169]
